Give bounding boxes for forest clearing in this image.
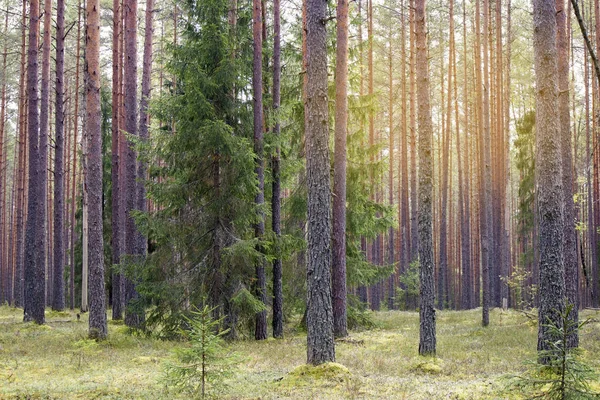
[2,306,599,399]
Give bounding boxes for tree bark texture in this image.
[415,0,436,356]
[86,0,107,339]
[532,0,566,360]
[305,0,335,365]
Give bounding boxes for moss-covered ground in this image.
[0,306,599,399]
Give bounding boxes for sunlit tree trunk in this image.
[532,0,565,362]
[556,0,578,347]
[332,0,348,337]
[305,0,335,365]
[111,0,123,320]
[415,0,436,357]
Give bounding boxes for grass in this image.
[0,306,598,399]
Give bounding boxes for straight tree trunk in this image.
[399,0,410,281]
[532,0,566,361]
[480,0,492,327]
[111,0,123,319]
[71,2,82,310]
[461,0,472,310]
[0,11,8,304]
[272,0,283,339]
[305,0,335,365]
[252,0,267,341]
[387,27,395,311]
[332,0,348,338]
[86,0,107,338]
[557,0,578,347]
[415,0,436,357]
[23,0,44,324]
[409,0,418,264]
[52,0,66,311]
[123,0,143,328]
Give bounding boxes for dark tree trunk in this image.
[415,0,436,357]
[123,0,143,328]
[111,0,123,320]
[136,0,153,267]
[52,0,66,311]
[557,0,578,348]
[37,0,51,310]
[271,0,283,340]
[24,0,44,324]
[480,0,492,327]
[86,0,107,339]
[532,0,565,361]
[332,0,348,338]
[305,0,335,365]
[252,0,267,341]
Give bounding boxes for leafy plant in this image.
[507,303,599,399]
[163,305,235,399]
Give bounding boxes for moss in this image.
[413,358,444,374]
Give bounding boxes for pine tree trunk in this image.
[480,0,492,327]
[415,0,436,357]
[271,0,283,340]
[52,0,66,311]
[111,0,123,320]
[409,0,418,265]
[305,0,335,365]
[24,0,44,324]
[532,0,566,361]
[86,0,107,338]
[399,0,410,285]
[252,0,267,341]
[556,0,578,347]
[332,0,348,338]
[123,0,143,328]
[0,11,8,305]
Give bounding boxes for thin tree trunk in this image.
[332,0,348,338]
[252,0,267,341]
[415,0,436,357]
[123,0,143,328]
[111,0,123,319]
[556,0,578,347]
[272,0,283,339]
[52,0,65,311]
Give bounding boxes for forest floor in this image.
[0,306,599,399]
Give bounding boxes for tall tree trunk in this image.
[438,0,454,310]
[305,0,335,365]
[409,0,418,264]
[71,2,82,310]
[123,0,143,328]
[480,0,492,327]
[415,0,436,357]
[0,11,8,305]
[52,0,66,311]
[111,0,123,319]
[532,0,565,362]
[24,0,44,324]
[556,0,578,347]
[461,0,472,310]
[399,0,410,285]
[38,0,51,311]
[332,0,348,338]
[272,0,283,339]
[252,0,267,341]
[387,26,395,311]
[86,0,107,338]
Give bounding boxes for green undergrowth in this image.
[0,305,599,399]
